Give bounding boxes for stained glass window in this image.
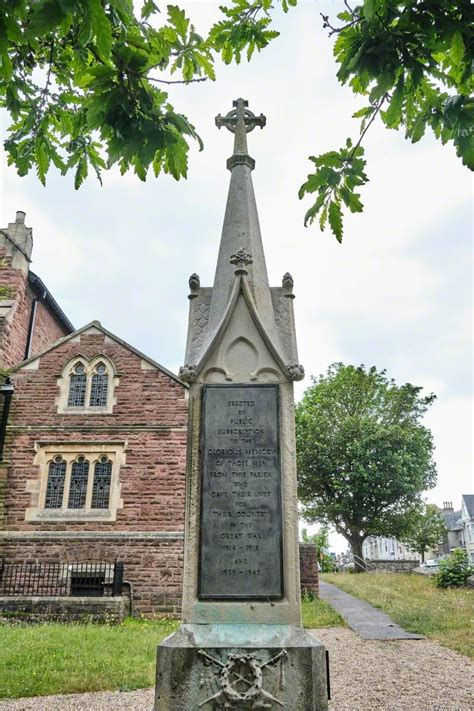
[91,457,112,509]
[68,456,89,509]
[45,456,66,509]
[68,363,87,407]
[90,363,108,407]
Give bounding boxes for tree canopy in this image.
[401,504,446,562]
[296,363,437,569]
[1,1,472,238]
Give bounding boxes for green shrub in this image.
[435,548,473,588]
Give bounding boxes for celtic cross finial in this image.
[215,98,266,161]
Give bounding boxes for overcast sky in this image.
[1,1,472,552]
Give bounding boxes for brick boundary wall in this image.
[299,543,319,596]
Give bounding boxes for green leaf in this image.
[87,0,113,60]
[74,157,88,189]
[328,200,343,242]
[167,5,189,40]
[450,31,465,65]
[410,115,426,143]
[383,79,404,128]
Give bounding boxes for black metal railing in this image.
[0,561,124,597]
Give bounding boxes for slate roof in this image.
[462,494,474,518]
[440,509,462,531]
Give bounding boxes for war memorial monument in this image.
[154,99,329,710]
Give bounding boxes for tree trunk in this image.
[421,549,425,563]
[351,537,366,572]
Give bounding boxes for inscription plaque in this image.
[199,384,283,599]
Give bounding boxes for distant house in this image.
[437,502,463,557]
[461,495,474,563]
[362,536,419,562]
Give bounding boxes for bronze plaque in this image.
[199,384,283,599]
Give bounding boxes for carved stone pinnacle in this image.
[215,99,266,163]
[287,364,305,381]
[179,364,197,383]
[230,248,253,272]
[188,273,200,294]
[215,98,266,135]
[282,272,294,293]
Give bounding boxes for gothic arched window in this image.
[91,456,112,509]
[59,357,116,413]
[67,362,87,407]
[67,456,90,509]
[89,362,109,407]
[45,456,66,509]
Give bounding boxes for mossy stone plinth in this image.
[155,624,328,710]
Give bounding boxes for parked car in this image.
[424,559,439,568]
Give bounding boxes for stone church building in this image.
[0,211,188,613]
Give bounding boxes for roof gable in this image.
[13,320,187,387]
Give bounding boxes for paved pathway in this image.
[319,580,424,640]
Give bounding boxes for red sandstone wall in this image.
[299,543,319,596]
[29,299,70,360]
[6,332,188,532]
[2,537,184,615]
[0,245,70,368]
[0,247,30,368]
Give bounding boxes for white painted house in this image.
[461,495,474,563]
[362,536,419,562]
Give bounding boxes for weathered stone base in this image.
[155,624,328,710]
[0,595,129,623]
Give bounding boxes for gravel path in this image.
[0,628,472,710]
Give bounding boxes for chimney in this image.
[443,501,453,512]
[0,211,33,271]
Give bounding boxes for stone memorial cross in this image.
[154,99,328,711]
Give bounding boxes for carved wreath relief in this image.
[198,649,287,709]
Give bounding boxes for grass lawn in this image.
[0,600,340,699]
[323,572,474,658]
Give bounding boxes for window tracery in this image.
[92,457,112,509]
[44,456,66,509]
[59,357,116,413]
[68,456,90,509]
[27,444,125,522]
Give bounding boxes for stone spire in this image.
[207,98,277,341]
[181,98,303,382]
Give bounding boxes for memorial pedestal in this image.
[155,99,329,711]
[155,624,328,710]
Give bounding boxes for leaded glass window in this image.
[68,363,87,407]
[45,456,66,509]
[91,457,112,509]
[89,363,109,407]
[68,456,89,509]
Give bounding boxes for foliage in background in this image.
[401,504,447,563]
[435,548,474,588]
[301,526,336,572]
[322,572,474,658]
[0,0,212,187]
[296,363,437,570]
[1,1,472,240]
[298,0,474,240]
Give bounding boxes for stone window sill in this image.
[25,508,117,523]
